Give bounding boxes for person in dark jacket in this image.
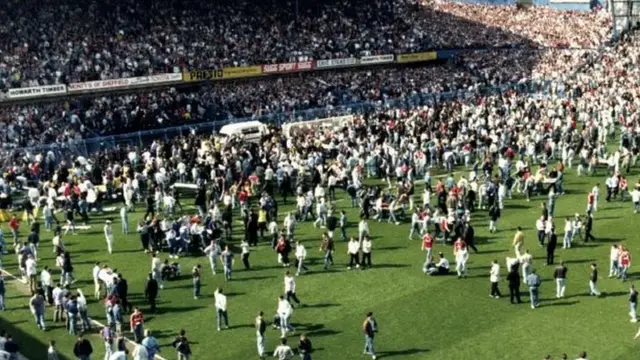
[462,223,478,253]
[116,275,131,313]
[144,273,159,313]
[362,312,378,359]
[584,213,595,242]
[137,220,150,252]
[144,194,155,220]
[62,251,74,285]
[298,333,313,360]
[547,227,558,265]
[507,265,522,304]
[172,329,192,359]
[4,334,19,357]
[247,209,259,246]
[72,333,93,360]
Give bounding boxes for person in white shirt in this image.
[268,220,279,248]
[151,253,163,289]
[455,245,469,279]
[120,207,129,234]
[632,187,640,213]
[427,253,450,275]
[214,288,229,331]
[408,210,422,240]
[609,244,620,278]
[313,199,327,228]
[283,212,296,241]
[132,342,148,360]
[277,295,295,338]
[534,216,545,247]
[284,271,301,307]
[347,237,361,270]
[563,216,573,249]
[203,241,220,275]
[358,218,369,243]
[422,188,431,210]
[108,350,128,360]
[572,214,583,242]
[519,250,533,283]
[104,220,114,254]
[489,260,501,298]
[40,266,52,304]
[294,242,308,276]
[92,262,101,299]
[273,337,294,360]
[25,255,37,294]
[361,236,373,268]
[241,239,251,270]
[591,185,600,212]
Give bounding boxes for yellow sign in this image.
[182,66,263,82]
[183,69,224,82]
[221,66,263,79]
[396,52,437,64]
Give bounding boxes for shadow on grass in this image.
[307,329,342,337]
[303,303,340,309]
[0,316,74,360]
[377,246,405,251]
[596,237,624,243]
[540,300,580,307]
[372,264,411,269]
[228,324,254,330]
[235,275,275,281]
[476,249,506,255]
[563,259,595,264]
[376,348,430,359]
[155,305,205,315]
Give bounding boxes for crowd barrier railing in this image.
[4,79,555,162]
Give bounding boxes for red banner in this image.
[262,61,314,74]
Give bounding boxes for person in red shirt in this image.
[620,176,629,201]
[8,216,19,245]
[129,307,144,343]
[586,191,595,215]
[421,233,434,271]
[453,237,466,257]
[620,248,632,281]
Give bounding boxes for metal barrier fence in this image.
[5,78,557,162]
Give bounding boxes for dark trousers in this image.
[249,231,258,246]
[286,291,300,305]
[509,285,521,303]
[193,280,201,298]
[490,282,501,297]
[141,234,150,251]
[606,187,613,201]
[349,253,360,267]
[537,230,545,246]
[467,242,478,253]
[585,229,595,242]
[121,297,132,313]
[144,207,155,219]
[281,252,290,265]
[242,253,250,269]
[45,285,53,305]
[362,252,372,267]
[546,248,555,265]
[148,296,157,313]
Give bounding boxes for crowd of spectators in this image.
[0,0,611,90]
[0,22,636,152]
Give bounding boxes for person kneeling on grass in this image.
[426,252,450,276]
[161,260,181,281]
